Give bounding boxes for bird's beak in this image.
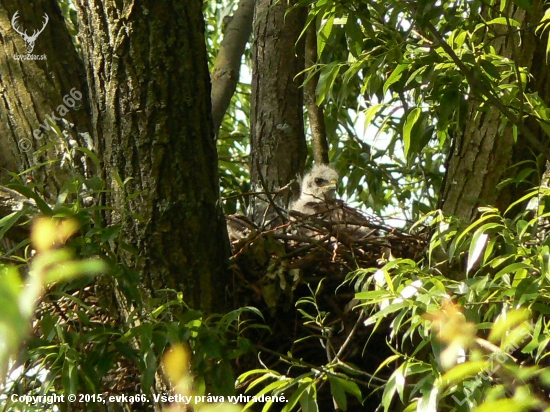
[329,179,338,190]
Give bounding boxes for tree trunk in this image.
[249,0,308,224]
[440,1,549,221]
[0,0,94,190]
[73,0,230,313]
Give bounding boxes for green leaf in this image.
[371,354,401,380]
[283,383,310,412]
[44,258,107,284]
[363,301,408,326]
[345,18,363,57]
[485,17,521,27]
[329,376,348,411]
[0,209,28,240]
[417,386,438,412]
[383,64,407,95]
[475,399,537,412]
[316,62,340,106]
[6,183,52,213]
[480,59,500,79]
[488,309,531,343]
[62,358,76,395]
[328,376,361,410]
[382,366,406,411]
[299,386,318,412]
[467,230,488,273]
[504,190,538,215]
[440,360,487,387]
[76,146,102,170]
[317,15,334,58]
[238,369,279,386]
[403,108,422,158]
[494,262,533,282]
[354,290,388,300]
[363,103,387,130]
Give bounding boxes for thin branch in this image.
[256,345,382,388]
[505,12,525,125]
[304,19,330,164]
[255,158,288,227]
[475,337,518,362]
[335,311,365,359]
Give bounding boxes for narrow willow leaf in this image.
[467,231,488,273]
[403,108,421,158]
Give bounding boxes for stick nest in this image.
[228,207,427,311]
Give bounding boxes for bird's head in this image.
[302,164,339,200]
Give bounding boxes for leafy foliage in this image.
[235,184,550,411]
[0,172,258,411]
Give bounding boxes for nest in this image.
[228,204,426,308]
[227,205,428,409]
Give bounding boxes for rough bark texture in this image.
[73,0,230,314]
[441,1,549,221]
[249,0,308,224]
[0,0,93,190]
[211,0,255,134]
[305,21,329,165]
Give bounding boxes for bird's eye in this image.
[314,178,326,185]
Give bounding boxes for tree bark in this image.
[440,1,550,221]
[249,0,308,225]
[0,0,94,190]
[73,0,230,314]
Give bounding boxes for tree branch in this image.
[211,0,255,134]
[304,21,330,164]
[416,16,550,160]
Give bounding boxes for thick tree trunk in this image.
[0,0,93,190]
[440,1,550,221]
[249,0,308,224]
[73,0,230,314]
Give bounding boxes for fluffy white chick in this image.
[291,164,339,214]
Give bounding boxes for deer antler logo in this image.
[11,11,49,54]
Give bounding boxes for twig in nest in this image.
[255,158,289,228]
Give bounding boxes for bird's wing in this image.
[319,200,381,240]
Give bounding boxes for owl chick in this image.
[291,164,339,214]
